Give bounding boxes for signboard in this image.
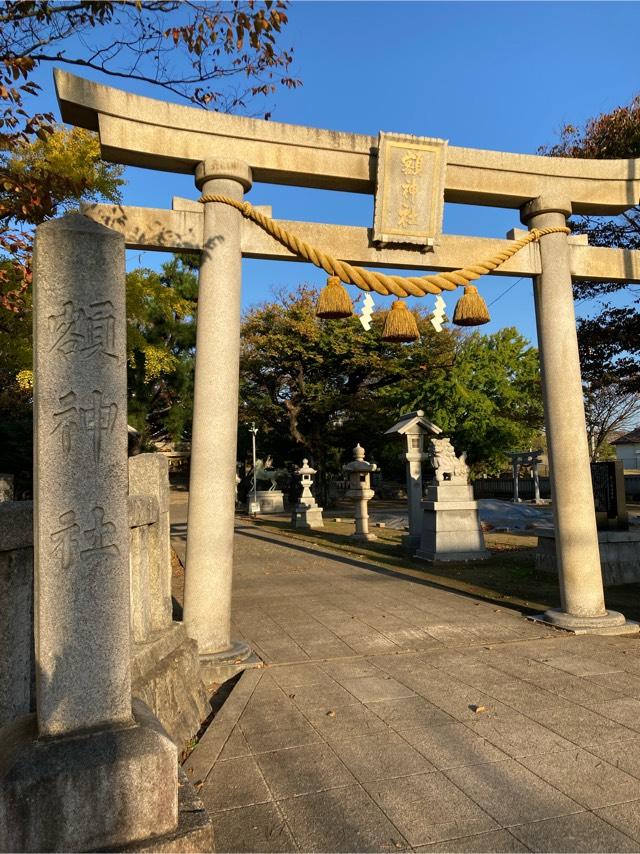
[373,132,447,248]
[590,460,628,531]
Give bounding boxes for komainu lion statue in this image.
[428,438,470,484]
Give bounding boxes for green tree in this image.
[126,256,198,445]
[239,286,456,477]
[239,287,544,482]
[432,328,545,473]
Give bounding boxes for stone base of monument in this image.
[0,701,181,852]
[415,483,490,562]
[291,503,324,529]
[536,529,640,587]
[132,623,211,755]
[250,490,285,514]
[198,639,262,686]
[118,769,213,852]
[528,608,639,635]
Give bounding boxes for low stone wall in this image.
[0,501,34,724]
[0,454,210,751]
[536,529,640,586]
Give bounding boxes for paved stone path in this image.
[172,498,640,852]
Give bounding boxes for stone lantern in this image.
[291,459,324,529]
[343,444,377,541]
[385,410,442,549]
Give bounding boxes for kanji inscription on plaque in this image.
[373,132,447,248]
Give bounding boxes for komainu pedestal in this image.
[415,438,489,562]
[415,482,489,562]
[252,490,285,514]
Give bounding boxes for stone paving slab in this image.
[174,513,640,852]
[509,812,639,853]
[415,829,529,852]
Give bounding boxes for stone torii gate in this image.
[54,69,640,642]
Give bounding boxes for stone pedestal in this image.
[0,702,177,852]
[292,504,324,529]
[252,489,285,514]
[415,483,489,562]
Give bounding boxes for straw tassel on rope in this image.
[452,285,491,327]
[382,300,420,342]
[316,276,353,319]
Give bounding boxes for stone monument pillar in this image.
[0,214,178,852]
[291,459,324,529]
[183,158,255,679]
[344,444,377,541]
[385,410,442,550]
[416,438,489,562]
[522,196,631,632]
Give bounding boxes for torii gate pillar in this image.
[522,197,630,632]
[183,159,255,675]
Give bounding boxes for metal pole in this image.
[250,423,258,511]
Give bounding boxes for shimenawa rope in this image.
[198,194,570,298]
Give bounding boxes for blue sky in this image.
[33,0,640,345]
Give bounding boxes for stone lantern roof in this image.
[385,410,442,436]
[297,459,316,475]
[343,444,377,473]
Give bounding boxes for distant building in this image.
[612,428,640,472]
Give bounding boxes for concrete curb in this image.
[182,668,262,786]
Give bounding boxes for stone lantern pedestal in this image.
[344,444,377,541]
[291,459,324,529]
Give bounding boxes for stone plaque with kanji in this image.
[373,132,447,248]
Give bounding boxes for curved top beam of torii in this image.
[55,69,640,215]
